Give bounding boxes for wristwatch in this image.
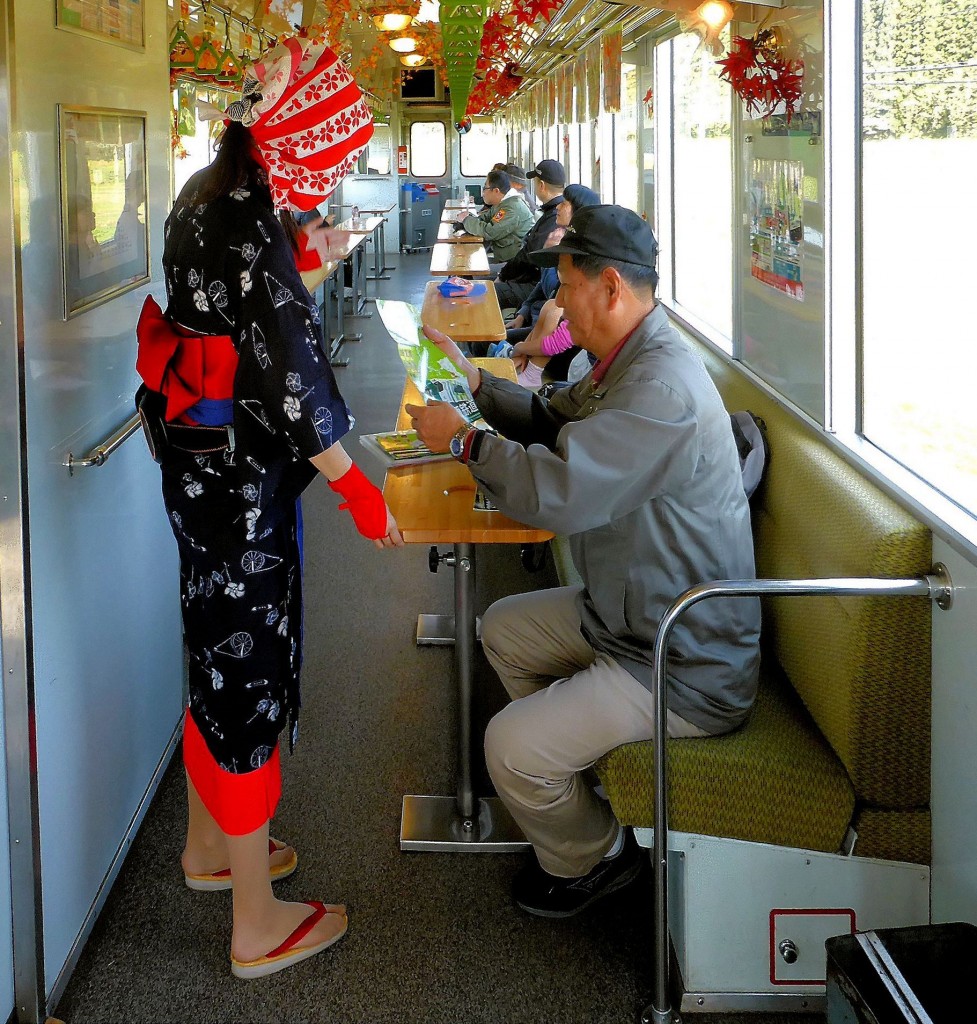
[448,424,472,461]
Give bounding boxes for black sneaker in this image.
[513,830,643,918]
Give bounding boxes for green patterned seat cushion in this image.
[596,665,856,853]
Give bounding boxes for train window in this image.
[547,124,559,160]
[598,109,614,200]
[567,124,580,185]
[460,122,507,178]
[668,28,732,344]
[639,60,655,224]
[365,125,393,174]
[531,126,543,168]
[859,0,977,513]
[579,120,594,189]
[613,63,640,211]
[409,121,446,177]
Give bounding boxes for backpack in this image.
[729,410,769,500]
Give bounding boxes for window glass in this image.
[860,0,977,511]
[171,85,229,199]
[598,109,614,201]
[579,120,594,189]
[547,124,559,159]
[461,121,508,177]
[366,124,392,174]
[531,126,543,168]
[409,121,446,177]
[613,63,639,210]
[568,123,580,185]
[639,57,655,223]
[671,28,732,340]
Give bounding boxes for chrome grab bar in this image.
[64,412,141,475]
[644,566,954,1024]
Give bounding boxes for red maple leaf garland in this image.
[716,30,804,121]
[511,0,561,24]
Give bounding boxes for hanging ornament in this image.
[716,29,804,122]
[193,10,223,79]
[169,1,196,69]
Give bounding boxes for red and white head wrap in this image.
[224,37,374,212]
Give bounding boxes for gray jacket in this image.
[468,304,761,734]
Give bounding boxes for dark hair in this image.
[504,162,527,182]
[485,169,510,193]
[191,121,302,256]
[192,122,261,205]
[570,253,659,293]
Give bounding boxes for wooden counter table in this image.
[429,243,491,278]
[358,204,397,280]
[437,221,483,244]
[331,230,371,319]
[441,207,468,224]
[299,260,349,366]
[385,359,551,852]
[419,280,505,344]
[444,198,477,210]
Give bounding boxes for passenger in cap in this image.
[408,204,761,920]
[493,158,568,314]
[499,184,603,386]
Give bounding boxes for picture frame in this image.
[58,105,150,319]
[55,1,145,52]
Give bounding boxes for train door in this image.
[2,3,182,1018]
[399,113,452,251]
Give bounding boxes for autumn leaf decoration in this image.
[716,29,804,121]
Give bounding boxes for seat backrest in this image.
[541,345,582,384]
[694,342,932,811]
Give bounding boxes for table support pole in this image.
[400,542,529,853]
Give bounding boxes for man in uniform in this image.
[456,167,534,264]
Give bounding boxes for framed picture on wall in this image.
[56,1,145,51]
[58,105,149,319]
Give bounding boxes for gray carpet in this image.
[55,253,824,1024]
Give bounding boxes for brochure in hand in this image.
[359,429,454,467]
[375,298,482,424]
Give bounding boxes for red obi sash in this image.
[135,295,238,423]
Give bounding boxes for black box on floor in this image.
[825,922,977,1023]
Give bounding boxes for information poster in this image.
[57,0,144,50]
[749,157,804,301]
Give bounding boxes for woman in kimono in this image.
[136,38,402,978]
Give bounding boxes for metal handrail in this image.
[64,412,141,475]
[643,567,954,1024]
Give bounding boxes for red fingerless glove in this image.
[328,463,388,540]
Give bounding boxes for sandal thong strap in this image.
[265,901,327,959]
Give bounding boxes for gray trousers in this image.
[481,586,708,877]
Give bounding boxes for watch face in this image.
[449,434,465,457]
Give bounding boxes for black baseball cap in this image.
[528,205,658,268]
[563,184,600,212]
[526,159,566,187]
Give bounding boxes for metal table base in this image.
[401,795,529,852]
[400,542,529,853]
[366,217,395,282]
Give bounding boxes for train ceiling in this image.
[179,1,788,121]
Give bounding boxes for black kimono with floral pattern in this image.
[159,170,352,773]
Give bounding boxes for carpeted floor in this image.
[54,252,825,1024]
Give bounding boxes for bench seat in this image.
[596,664,856,854]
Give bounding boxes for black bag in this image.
[135,384,168,463]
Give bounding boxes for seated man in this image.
[494,159,567,311]
[456,168,533,264]
[407,205,761,919]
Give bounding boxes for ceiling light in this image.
[696,0,734,31]
[401,53,427,67]
[373,13,414,32]
[388,34,418,53]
